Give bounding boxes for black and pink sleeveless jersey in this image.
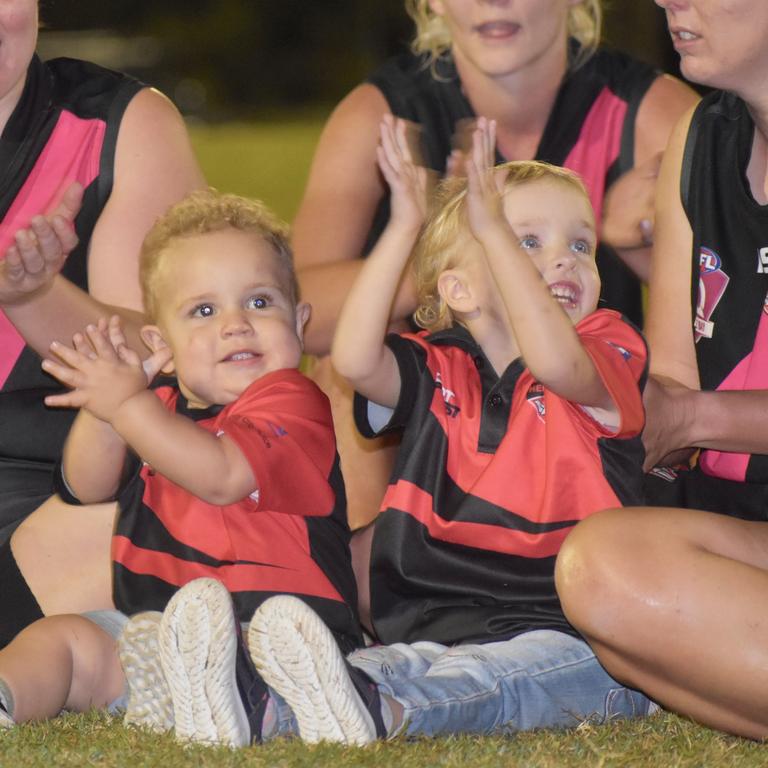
[366,47,658,327]
[0,57,141,534]
[355,310,647,645]
[56,369,362,652]
[682,91,768,484]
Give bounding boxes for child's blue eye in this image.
[519,236,539,250]
[192,303,215,318]
[246,295,269,310]
[571,239,592,255]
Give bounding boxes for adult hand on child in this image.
[42,315,172,421]
[376,114,430,231]
[0,182,82,306]
[642,374,697,471]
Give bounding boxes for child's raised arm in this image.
[465,120,614,412]
[44,317,258,506]
[331,115,429,408]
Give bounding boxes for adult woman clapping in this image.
[0,1,204,646]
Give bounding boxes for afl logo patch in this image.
[699,247,721,274]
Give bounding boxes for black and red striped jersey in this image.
[108,368,361,652]
[355,310,647,645]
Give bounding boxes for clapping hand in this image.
[465,117,508,242]
[377,114,430,231]
[0,182,83,306]
[42,315,172,422]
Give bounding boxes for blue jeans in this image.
[348,630,652,737]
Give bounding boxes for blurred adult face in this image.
[428,0,575,81]
[655,0,768,96]
[0,0,38,116]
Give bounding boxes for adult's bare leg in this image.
[11,496,116,615]
[308,355,396,530]
[0,614,124,722]
[555,507,768,739]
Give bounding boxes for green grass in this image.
[188,113,329,223]
[0,711,764,768]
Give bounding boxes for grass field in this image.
[0,709,763,768]
[189,113,328,222]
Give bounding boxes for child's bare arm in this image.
[466,120,614,411]
[44,317,256,506]
[332,115,429,408]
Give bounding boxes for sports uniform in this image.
[0,56,143,542]
[645,91,768,519]
[364,47,658,326]
[344,310,651,735]
[356,309,647,646]
[57,368,362,654]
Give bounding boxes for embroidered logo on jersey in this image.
[694,246,730,342]
[434,371,460,417]
[757,247,768,274]
[526,383,546,422]
[607,341,632,361]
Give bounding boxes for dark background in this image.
[38,1,679,118]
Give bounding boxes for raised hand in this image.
[465,117,507,242]
[376,114,430,231]
[0,182,83,306]
[41,316,171,421]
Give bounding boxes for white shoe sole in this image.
[158,578,250,747]
[118,611,173,732]
[0,708,13,730]
[248,595,377,746]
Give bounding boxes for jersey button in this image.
[489,393,502,408]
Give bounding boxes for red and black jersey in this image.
[355,310,647,646]
[365,46,658,327]
[0,56,143,541]
[58,369,361,653]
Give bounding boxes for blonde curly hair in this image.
[140,189,297,322]
[413,161,590,333]
[405,0,602,71]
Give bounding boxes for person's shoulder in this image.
[366,50,433,88]
[575,46,663,101]
[44,56,143,110]
[228,369,332,418]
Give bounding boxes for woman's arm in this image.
[331,116,427,408]
[293,85,418,356]
[2,88,205,356]
[602,74,699,281]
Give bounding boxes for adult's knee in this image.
[555,508,651,644]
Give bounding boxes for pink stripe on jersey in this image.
[699,305,768,481]
[0,111,105,387]
[563,86,628,228]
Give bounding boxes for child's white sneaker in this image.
[158,578,269,747]
[118,611,173,732]
[248,595,385,746]
[0,707,13,729]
